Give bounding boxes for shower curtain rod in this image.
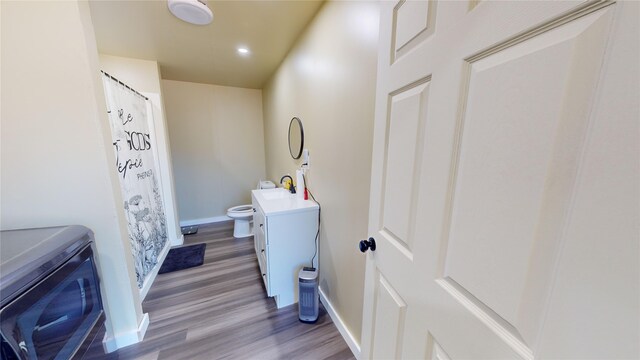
[101,70,149,101]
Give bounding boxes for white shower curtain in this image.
[102,72,168,288]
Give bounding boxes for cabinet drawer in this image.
[253,223,262,253]
[259,251,270,295]
[260,231,267,254]
[253,208,265,234]
[257,222,265,238]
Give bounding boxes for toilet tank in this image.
[258,180,276,189]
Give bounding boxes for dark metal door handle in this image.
[359,237,376,253]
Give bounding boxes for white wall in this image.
[261,0,379,351]
[162,80,266,224]
[1,0,144,351]
[99,54,183,247]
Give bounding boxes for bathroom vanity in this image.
[252,188,319,308]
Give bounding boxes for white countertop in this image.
[252,188,319,216]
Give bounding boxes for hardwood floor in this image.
[112,221,355,360]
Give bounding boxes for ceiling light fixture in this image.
[168,0,213,26]
[237,47,250,55]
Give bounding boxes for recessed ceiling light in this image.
[237,47,250,55]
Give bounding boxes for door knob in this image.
[359,237,376,253]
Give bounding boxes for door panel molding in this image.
[391,0,437,63]
[437,2,615,351]
[436,277,533,360]
[466,0,613,63]
[439,2,616,279]
[371,273,408,359]
[379,76,431,258]
[428,333,452,360]
[379,228,414,262]
[468,0,482,12]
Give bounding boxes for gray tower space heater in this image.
[298,267,319,323]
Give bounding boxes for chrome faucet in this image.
[279,175,296,194]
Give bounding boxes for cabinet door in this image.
[251,204,270,294]
[252,204,265,253]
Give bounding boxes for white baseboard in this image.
[103,312,150,352]
[319,287,361,360]
[138,312,150,341]
[171,233,184,246]
[180,215,231,227]
[139,241,171,301]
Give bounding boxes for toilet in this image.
[227,180,276,238]
[227,205,253,238]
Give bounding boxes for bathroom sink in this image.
[252,187,318,216]
[261,188,293,200]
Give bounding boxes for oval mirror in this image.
[288,117,304,159]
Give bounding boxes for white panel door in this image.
[361,1,639,358]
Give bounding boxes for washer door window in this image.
[0,245,103,360]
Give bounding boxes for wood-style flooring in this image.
[111,221,354,360]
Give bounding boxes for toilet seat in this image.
[227,204,253,216]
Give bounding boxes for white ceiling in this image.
[89,0,324,89]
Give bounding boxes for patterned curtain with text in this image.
[102,73,168,288]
